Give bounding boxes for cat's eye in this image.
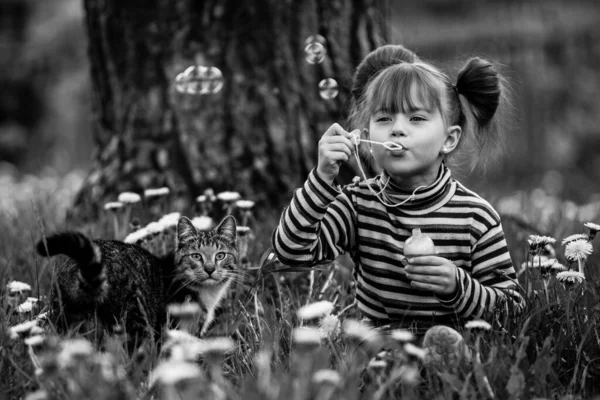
[190,253,203,261]
[215,252,226,261]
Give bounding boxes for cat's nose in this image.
[205,265,216,275]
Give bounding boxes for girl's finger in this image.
[404,265,444,275]
[323,150,350,163]
[324,143,352,157]
[406,256,444,265]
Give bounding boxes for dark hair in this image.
[348,47,510,173]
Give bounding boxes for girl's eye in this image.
[215,252,226,261]
[410,116,426,122]
[376,116,392,122]
[190,254,202,261]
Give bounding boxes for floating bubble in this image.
[318,78,338,100]
[176,65,224,95]
[305,42,326,64]
[304,34,326,46]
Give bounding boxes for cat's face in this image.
[175,216,238,287]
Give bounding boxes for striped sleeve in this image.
[436,221,525,320]
[272,169,357,266]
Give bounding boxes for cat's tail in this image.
[36,232,104,283]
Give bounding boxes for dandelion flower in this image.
[103,201,123,211]
[57,338,94,367]
[217,191,241,202]
[235,200,255,210]
[367,359,388,369]
[7,281,31,293]
[465,319,492,331]
[145,221,163,235]
[550,262,567,272]
[403,343,427,361]
[527,235,556,254]
[24,335,45,347]
[319,314,341,339]
[389,329,415,343]
[312,369,341,385]
[117,192,141,204]
[16,301,34,313]
[165,329,200,343]
[144,187,170,198]
[561,233,589,245]
[584,222,600,233]
[191,216,214,231]
[556,271,585,285]
[297,300,334,320]
[168,302,202,318]
[196,195,207,203]
[292,327,322,348]
[196,337,235,356]
[8,320,39,339]
[564,239,593,261]
[123,227,148,244]
[342,319,380,344]
[236,226,251,236]
[150,360,202,386]
[158,212,181,230]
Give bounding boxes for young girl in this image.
[273,44,524,336]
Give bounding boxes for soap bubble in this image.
[305,42,326,64]
[176,65,224,95]
[318,78,338,100]
[304,34,326,46]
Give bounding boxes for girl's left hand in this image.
[404,256,458,295]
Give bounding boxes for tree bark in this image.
[73,0,389,220]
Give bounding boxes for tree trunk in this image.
[73,0,389,220]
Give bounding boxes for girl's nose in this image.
[390,118,407,137]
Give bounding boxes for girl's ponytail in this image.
[454,57,511,173]
[456,57,501,126]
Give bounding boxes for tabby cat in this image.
[36,215,239,341]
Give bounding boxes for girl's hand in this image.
[404,256,458,296]
[316,124,358,183]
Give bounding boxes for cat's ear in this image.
[215,215,236,242]
[176,216,197,248]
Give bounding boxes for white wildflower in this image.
[389,329,415,343]
[145,222,163,235]
[27,297,39,303]
[550,262,567,272]
[7,281,31,293]
[168,302,202,319]
[397,365,421,385]
[403,343,427,360]
[527,235,556,254]
[103,201,123,211]
[564,239,593,261]
[342,319,380,344]
[144,187,170,198]
[158,212,181,230]
[522,256,556,269]
[584,222,600,232]
[235,200,255,210]
[236,226,251,235]
[319,314,341,339]
[191,216,213,231]
[58,338,94,367]
[8,320,38,339]
[165,329,200,344]
[465,319,492,331]
[196,337,235,355]
[17,301,34,313]
[312,369,341,385]
[24,335,45,347]
[292,327,322,347]
[196,195,207,203]
[117,192,141,204]
[561,233,589,245]
[150,360,202,386]
[297,300,334,320]
[123,227,149,244]
[216,191,241,202]
[556,271,585,285]
[367,359,388,369]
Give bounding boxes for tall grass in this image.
[1,173,600,400]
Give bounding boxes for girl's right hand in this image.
[316,124,359,183]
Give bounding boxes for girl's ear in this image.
[442,125,462,154]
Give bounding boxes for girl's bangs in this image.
[365,64,442,116]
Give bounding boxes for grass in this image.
[1,173,600,400]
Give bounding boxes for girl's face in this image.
[368,84,458,188]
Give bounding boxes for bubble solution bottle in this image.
[403,228,436,257]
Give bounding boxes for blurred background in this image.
[1,0,600,205]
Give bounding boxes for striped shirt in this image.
[273,164,524,331]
